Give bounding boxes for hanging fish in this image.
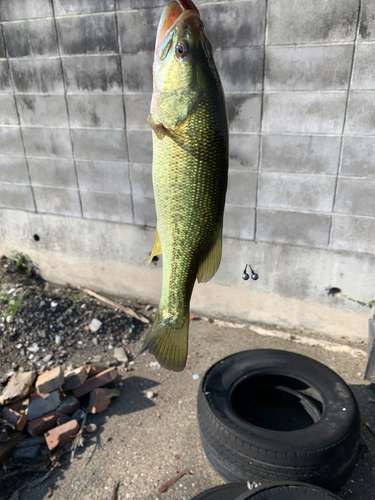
[140,0,229,371]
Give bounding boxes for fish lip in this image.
[155,0,202,53]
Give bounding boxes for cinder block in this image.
[214,47,263,92]
[0,183,35,211]
[117,8,163,53]
[226,93,262,133]
[3,19,58,58]
[33,186,81,217]
[262,135,341,175]
[330,215,375,253]
[122,53,153,92]
[359,0,375,40]
[346,91,375,135]
[62,55,121,94]
[226,171,257,207]
[263,93,346,134]
[67,95,124,129]
[81,191,133,223]
[124,94,152,131]
[258,173,336,212]
[72,129,127,161]
[223,205,255,240]
[56,14,117,56]
[268,0,359,45]
[0,0,53,21]
[352,44,375,89]
[0,156,29,183]
[127,130,152,164]
[0,127,24,155]
[133,196,156,227]
[130,164,153,197]
[0,95,18,125]
[265,45,352,91]
[10,58,64,94]
[200,1,266,48]
[256,209,331,248]
[335,178,375,217]
[23,128,73,158]
[76,160,130,194]
[341,137,375,178]
[0,61,11,92]
[28,158,77,188]
[0,29,6,57]
[17,95,69,128]
[229,134,259,171]
[53,0,114,15]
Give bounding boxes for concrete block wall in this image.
[0,0,375,339]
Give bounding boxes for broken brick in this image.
[89,388,120,414]
[44,419,79,451]
[27,413,59,437]
[35,366,64,394]
[73,367,117,398]
[1,407,27,431]
[26,390,63,420]
[85,365,106,378]
[63,366,87,392]
[55,394,80,416]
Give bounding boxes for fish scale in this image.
[139,0,228,371]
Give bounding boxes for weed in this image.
[0,288,24,317]
[12,252,35,275]
[67,296,77,308]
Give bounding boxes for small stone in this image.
[73,367,118,398]
[89,319,102,333]
[108,344,113,350]
[37,359,47,368]
[0,370,36,405]
[26,390,63,420]
[89,388,120,414]
[85,423,97,433]
[146,391,155,399]
[51,301,58,308]
[129,361,135,366]
[149,361,160,369]
[27,343,40,353]
[6,315,13,324]
[44,419,79,451]
[16,343,23,349]
[92,337,98,345]
[35,366,64,394]
[62,366,88,392]
[193,374,200,380]
[55,335,62,345]
[40,301,46,307]
[43,354,53,363]
[113,347,128,363]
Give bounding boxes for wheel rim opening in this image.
[231,374,323,431]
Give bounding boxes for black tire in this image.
[190,483,248,500]
[197,349,361,491]
[190,483,343,500]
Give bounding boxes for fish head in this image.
[153,0,213,96]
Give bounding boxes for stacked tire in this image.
[196,349,361,498]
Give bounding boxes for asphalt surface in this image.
[16,319,375,500]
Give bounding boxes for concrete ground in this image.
[19,319,375,500]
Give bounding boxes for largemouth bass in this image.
[140,0,228,371]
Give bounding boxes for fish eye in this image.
[176,41,188,59]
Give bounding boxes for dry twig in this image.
[79,287,149,324]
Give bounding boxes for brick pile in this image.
[0,363,120,462]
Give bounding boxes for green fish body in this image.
[140,0,228,371]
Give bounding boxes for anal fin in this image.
[142,227,162,265]
[197,223,223,283]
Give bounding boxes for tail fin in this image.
[138,308,189,372]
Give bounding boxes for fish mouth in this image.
[155,0,202,52]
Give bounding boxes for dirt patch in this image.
[0,254,153,385]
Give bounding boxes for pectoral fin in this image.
[142,227,162,265]
[197,223,222,283]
